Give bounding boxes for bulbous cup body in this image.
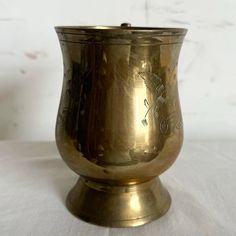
[55,25,187,227]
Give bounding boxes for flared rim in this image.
[55,25,188,36]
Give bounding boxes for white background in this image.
[0,0,236,140]
[1,2,236,235]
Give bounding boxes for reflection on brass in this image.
[55,23,187,227]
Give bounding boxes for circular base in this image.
[66,177,171,227]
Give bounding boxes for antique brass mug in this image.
[55,24,187,227]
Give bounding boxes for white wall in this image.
[0,0,235,140]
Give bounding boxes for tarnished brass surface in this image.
[67,177,171,227]
[55,24,187,227]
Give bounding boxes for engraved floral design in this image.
[138,66,182,134]
[138,71,166,126]
[160,119,169,134]
[159,112,183,134]
[175,120,183,129]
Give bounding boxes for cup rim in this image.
[55,25,188,36]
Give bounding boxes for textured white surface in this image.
[0,141,235,235]
[0,0,236,140]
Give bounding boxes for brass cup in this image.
[55,24,187,227]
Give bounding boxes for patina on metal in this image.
[55,23,187,227]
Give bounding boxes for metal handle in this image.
[120,23,131,28]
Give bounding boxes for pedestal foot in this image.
[66,177,171,227]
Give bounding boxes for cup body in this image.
[55,26,187,185]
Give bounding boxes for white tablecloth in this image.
[0,141,235,236]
